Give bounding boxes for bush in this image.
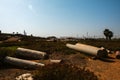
[0,47,17,68]
[0,41,30,47]
[33,63,98,80]
[24,41,77,55]
[0,47,17,62]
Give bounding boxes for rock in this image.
[15,73,33,80]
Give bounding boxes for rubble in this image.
[50,59,62,63]
[15,73,33,80]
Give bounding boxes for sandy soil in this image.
[86,57,120,80]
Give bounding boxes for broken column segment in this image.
[115,50,120,59]
[4,56,45,69]
[66,43,108,58]
[16,47,48,59]
[50,59,62,63]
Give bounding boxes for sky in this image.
[0,0,120,38]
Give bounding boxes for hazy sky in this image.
[0,0,120,38]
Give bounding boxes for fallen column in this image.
[75,43,101,55]
[4,56,45,69]
[16,47,48,59]
[66,43,108,58]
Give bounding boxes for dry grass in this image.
[0,39,120,80]
[33,63,98,80]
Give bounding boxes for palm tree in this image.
[103,29,109,40]
[108,31,113,40]
[103,29,113,40]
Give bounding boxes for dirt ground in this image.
[58,53,120,80]
[0,53,120,80]
[86,56,120,80]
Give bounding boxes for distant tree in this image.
[103,29,113,40]
[0,30,1,34]
[108,31,113,40]
[16,32,18,34]
[103,29,109,40]
[13,32,15,35]
[24,30,27,36]
[47,36,57,39]
[31,34,33,37]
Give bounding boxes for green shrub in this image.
[33,63,98,80]
[0,41,30,47]
[24,41,77,55]
[0,47,17,59]
[0,47,17,68]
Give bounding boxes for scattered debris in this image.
[115,50,120,59]
[100,47,111,54]
[15,73,33,80]
[50,59,62,63]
